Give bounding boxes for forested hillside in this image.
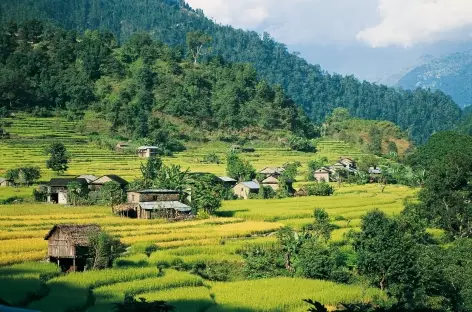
[399,50,472,109]
[0,21,314,150]
[0,0,463,143]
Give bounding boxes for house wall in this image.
[138,149,158,158]
[315,172,330,182]
[233,184,258,200]
[48,230,76,258]
[58,191,68,205]
[128,192,180,203]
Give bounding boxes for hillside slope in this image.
[0,0,462,143]
[399,51,472,108]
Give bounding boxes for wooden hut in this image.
[44,224,100,272]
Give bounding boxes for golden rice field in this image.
[0,184,414,311]
[0,115,413,311]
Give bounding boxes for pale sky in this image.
[186,0,472,47]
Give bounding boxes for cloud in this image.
[186,0,379,45]
[357,0,472,47]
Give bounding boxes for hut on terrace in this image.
[45,224,100,272]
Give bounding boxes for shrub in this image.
[288,136,316,152]
[33,185,48,202]
[240,244,288,279]
[302,183,334,196]
[201,152,221,164]
[192,260,240,282]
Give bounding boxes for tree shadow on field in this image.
[215,210,249,218]
[167,299,257,312]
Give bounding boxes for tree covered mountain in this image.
[0,0,463,143]
[0,21,315,150]
[399,50,472,109]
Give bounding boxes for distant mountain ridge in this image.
[399,50,472,108]
[0,0,464,143]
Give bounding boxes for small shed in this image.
[233,181,260,200]
[137,201,192,219]
[217,176,238,188]
[314,169,330,182]
[369,167,382,175]
[0,177,13,187]
[115,142,130,152]
[137,146,160,158]
[45,224,100,272]
[91,175,128,190]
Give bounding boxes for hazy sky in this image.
[185,0,472,82]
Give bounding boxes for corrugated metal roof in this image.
[241,181,260,189]
[218,176,237,182]
[139,201,192,212]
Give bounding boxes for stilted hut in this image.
[44,224,100,272]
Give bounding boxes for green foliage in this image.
[240,244,288,279]
[67,181,89,206]
[140,157,162,188]
[186,31,212,64]
[310,208,336,242]
[45,142,70,174]
[354,210,423,308]
[192,260,240,282]
[287,136,316,152]
[5,166,41,186]
[99,181,125,210]
[301,183,335,197]
[0,4,460,143]
[33,185,48,202]
[191,176,222,214]
[306,158,328,181]
[226,153,255,182]
[87,231,124,270]
[201,152,221,164]
[153,165,189,193]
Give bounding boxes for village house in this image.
[217,176,238,188]
[47,178,88,204]
[116,189,192,219]
[137,146,160,158]
[91,175,128,191]
[259,167,285,179]
[77,175,98,184]
[115,142,130,152]
[314,169,330,182]
[339,157,356,170]
[0,177,13,187]
[233,181,260,199]
[45,224,100,272]
[261,175,295,195]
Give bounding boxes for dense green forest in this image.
[0,21,315,147]
[0,0,463,143]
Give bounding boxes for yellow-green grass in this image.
[0,187,35,201]
[139,287,215,312]
[1,115,367,182]
[207,278,385,312]
[88,270,203,312]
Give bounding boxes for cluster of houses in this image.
[314,157,382,182]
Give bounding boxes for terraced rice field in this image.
[0,184,413,311]
[0,115,365,181]
[1,115,410,311]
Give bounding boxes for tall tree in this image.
[186,31,211,65]
[45,142,70,174]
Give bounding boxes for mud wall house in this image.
[117,189,191,219]
[137,146,159,158]
[259,167,285,179]
[314,169,330,182]
[47,178,88,204]
[233,181,260,199]
[261,176,281,192]
[45,224,100,272]
[91,175,128,191]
